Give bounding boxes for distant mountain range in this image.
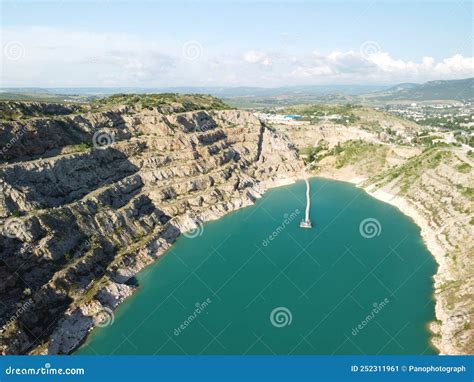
[0,84,387,97]
[366,78,474,101]
[384,83,419,92]
[1,78,472,104]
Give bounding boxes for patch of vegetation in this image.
[416,115,473,132]
[456,162,471,173]
[453,131,474,148]
[0,101,85,121]
[72,142,92,152]
[282,104,360,126]
[332,140,384,169]
[457,185,474,201]
[0,92,91,103]
[370,147,452,194]
[437,279,463,293]
[299,141,329,162]
[419,135,443,146]
[362,121,383,133]
[0,108,20,121]
[94,93,231,113]
[133,232,146,243]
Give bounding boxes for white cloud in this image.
[1,27,179,87]
[1,27,473,87]
[242,50,273,67]
[289,50,474,84]
[434,54,474,76]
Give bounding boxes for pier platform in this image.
[300,219,312,228]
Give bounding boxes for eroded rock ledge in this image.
[0,100,303,354]
[273,119,473,355]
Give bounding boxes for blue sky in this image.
[1,0,473,87]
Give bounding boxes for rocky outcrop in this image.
[364,148,474,355]
[0,100,303,355]
[0,101,85,122]
[277,118,473,355]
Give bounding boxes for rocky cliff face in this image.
[275,119,473,355]
[365,147,474,355]
[0,99,303,354]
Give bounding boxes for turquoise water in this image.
[77,178,437,355]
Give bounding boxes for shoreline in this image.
[316,174,450,355]
[361,186,451,355]
[55,174,450,355]
[49,175,301,355]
